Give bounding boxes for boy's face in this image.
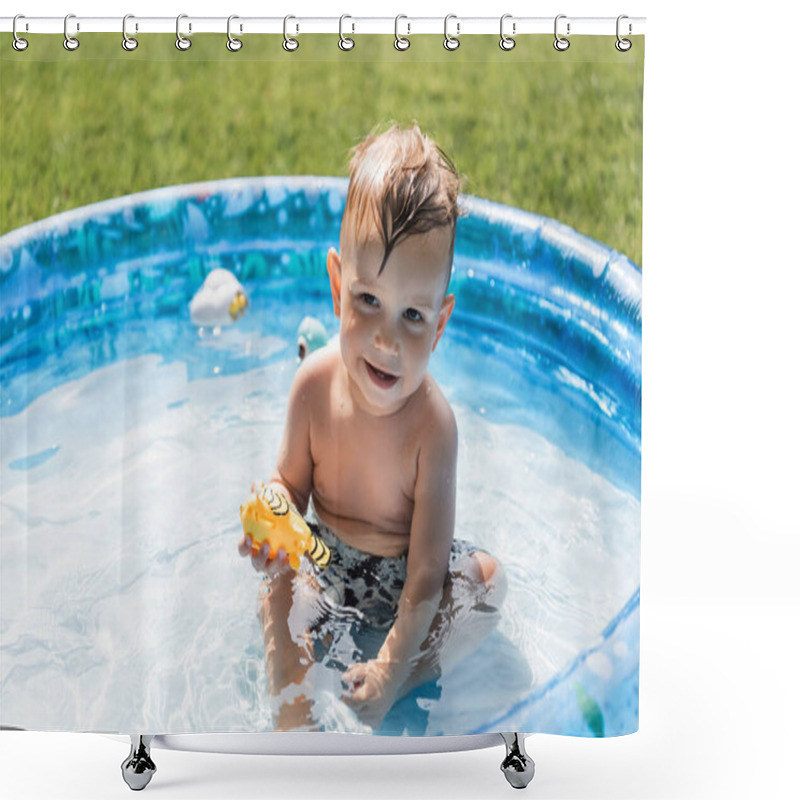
[327,220,456,416]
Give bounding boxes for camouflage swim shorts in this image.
[307,516,481,630]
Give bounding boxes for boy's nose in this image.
[374,321,400,354]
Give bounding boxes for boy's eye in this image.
[360,293,378,307]
[405,308,423,323]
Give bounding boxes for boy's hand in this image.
[238,482,292,578]
[341,659,400,729]
[237,534,292,578]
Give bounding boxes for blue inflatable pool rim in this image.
[0,177,641,444]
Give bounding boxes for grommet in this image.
[227,15,243,52]
[499,14,516,51]
[283,15,299,52]
[64,14,79,51]
[176,14,191,51]
[554,14,570,52]
[12,15,29,51]
[339,15,354,51]
[616,15,632,52]
[444,14,460,51]
[394,15,410,51]
[122,14,138,51]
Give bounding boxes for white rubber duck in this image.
[189,268,249,327]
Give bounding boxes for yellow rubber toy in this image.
[240,483,330,570]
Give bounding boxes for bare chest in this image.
[310,407,418,531]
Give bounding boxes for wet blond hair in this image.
[341,122,463,281]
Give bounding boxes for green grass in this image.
[1,34,643,265]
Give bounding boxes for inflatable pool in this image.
[0,177,641,745]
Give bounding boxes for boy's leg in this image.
[398,551,507,698]
[258,567,320,730]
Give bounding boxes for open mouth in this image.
[365,359,400,389]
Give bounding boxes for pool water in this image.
[0,178,641,737]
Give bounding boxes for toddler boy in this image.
[238,123,507,730]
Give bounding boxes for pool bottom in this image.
[0,350,639,736]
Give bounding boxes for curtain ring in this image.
[616,15,632,52]
[394,15,410,51]
[553,14,570,51]
[122,14,138,51]
[339,15,354,51]
[443,14,460,51]
[176,14,191,51]
[499,14,515,51]
[227,15,243,51]
[63,13,79,51]
[283,15,299,52]
[12,15,29,52]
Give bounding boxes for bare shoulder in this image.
[415,374,458,457]
[291,343,338,396]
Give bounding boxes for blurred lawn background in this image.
[1,34,643,265]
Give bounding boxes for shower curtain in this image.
[0,29,643,739]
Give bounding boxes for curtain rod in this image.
[1,16,646,37]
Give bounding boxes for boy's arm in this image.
[344,403,457,704]
[268,357,317,515]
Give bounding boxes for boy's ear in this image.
[327,247,342,318]
[432,293,456,352]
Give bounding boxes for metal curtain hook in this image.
[339,15,354,50]
[122,14,138,51]
[283,15,299,51]
[176,14,191,50]
[12,14,29,51]
[616,15,632,51]
[554,14,570,51]
[394,15,410,51]
[227,15,243,51]
[499,14,515,51]
[64,13,79,51]
[444,14,460,51]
